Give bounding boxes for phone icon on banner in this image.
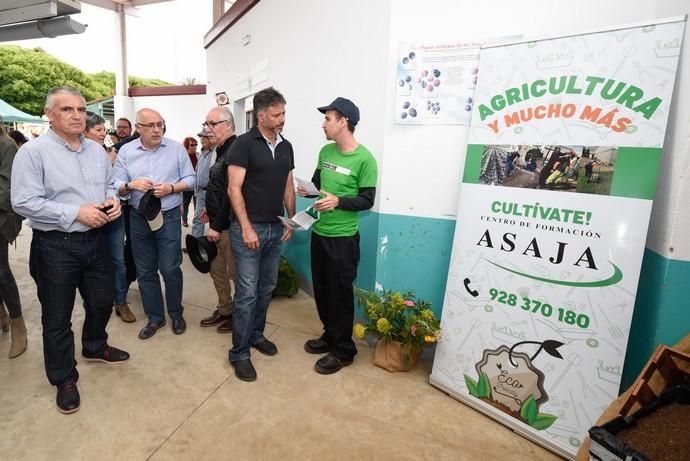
[463,278,479,297]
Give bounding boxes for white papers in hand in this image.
[278,209,318,231]
[296,177,321,196]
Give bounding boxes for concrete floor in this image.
[0,223,562,461]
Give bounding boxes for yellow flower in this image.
[421,309,434,322]
[424,335,437,343]
[376,318,391,333]
[391,292,405,309]
[353,323,366,338]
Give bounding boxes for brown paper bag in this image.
[373,339,422,372]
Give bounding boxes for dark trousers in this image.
[0,237,22,318]
[29,230,114,386]
[311,232,360,360]
[182,191,194,222]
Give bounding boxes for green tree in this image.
[90,71,116,95]
[0,46,94,115]
[0,46,172,115]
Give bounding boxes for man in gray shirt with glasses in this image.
[11,86,129,414]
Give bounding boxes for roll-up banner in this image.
[430,17,685,459]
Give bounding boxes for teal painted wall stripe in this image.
[622,248,690,390]
[374,213,456,317]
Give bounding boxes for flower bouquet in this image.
[354,288,441,372]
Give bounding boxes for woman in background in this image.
[0,125,27,358]
[84,112,136,323]
[181,137,198,227]
[8,130,28,149]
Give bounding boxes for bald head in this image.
[135,108,165,149]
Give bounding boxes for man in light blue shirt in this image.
[191,129,215,238]
[114,108,196,340]
[11,86,130,414]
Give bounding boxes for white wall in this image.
[205,0,391,204]
[205,0,690,262]
[382,0,690,260]
[130,94,211,145]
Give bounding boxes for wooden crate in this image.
[618,345,690,416]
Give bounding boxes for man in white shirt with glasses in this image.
[114,108,196,340]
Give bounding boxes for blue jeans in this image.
[191,190,206,238]
[102,217,127,304]
[130,207,184,324]
[229,221,283,362]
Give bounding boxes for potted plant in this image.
[354,288,441,372]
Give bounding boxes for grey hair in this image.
[218,106,235,130]
[85,111,106,131]
[45,86,84,110]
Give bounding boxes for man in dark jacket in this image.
[199,106,237,333]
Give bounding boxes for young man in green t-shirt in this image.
[298,97,378,374]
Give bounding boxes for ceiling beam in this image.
[0,0,81,26]
[0,15,86,41]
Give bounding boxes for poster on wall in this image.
[394,41,483,125]
[429,17,685,459]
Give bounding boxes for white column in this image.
[113,3,132,121]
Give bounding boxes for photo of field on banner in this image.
[479,144,616,196]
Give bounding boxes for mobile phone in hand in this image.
[100,204,114,213]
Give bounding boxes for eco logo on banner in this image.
[429,18,685,459]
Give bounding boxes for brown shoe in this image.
[9,316,27,359]
[200,310,231,327]
[216,318,233,334]
[114,303,136,323]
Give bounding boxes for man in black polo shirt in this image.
[227,88,295,381]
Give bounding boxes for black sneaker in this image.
[315,353,353,375]
[82,345,130,364]
[304,337,330,354]
[56,382,80,414]
[231,359,257,382]
[252,339,278,356]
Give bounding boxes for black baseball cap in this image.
[317,97,360,126]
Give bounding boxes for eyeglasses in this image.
[202,119,228,128]
[136,122,165,130]
[189,144,198,147]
